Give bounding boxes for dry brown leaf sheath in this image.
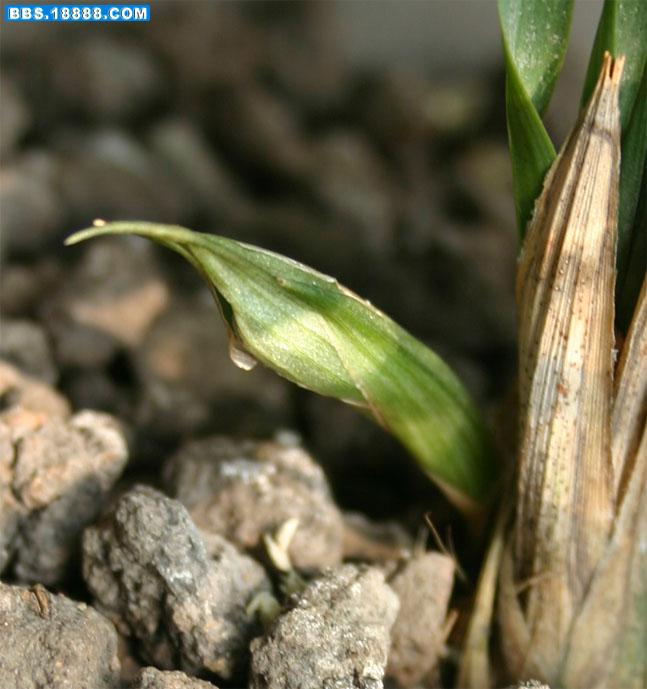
[499,53,628,686]
[562,276,646,688]
[612,276,647,500]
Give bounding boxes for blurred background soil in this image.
[1,0,524,522]
[0,0,605,547]
[0,3,606,687]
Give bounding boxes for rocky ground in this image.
[1,3,523,688]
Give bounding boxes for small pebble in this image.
[250,564,399,689]
[0,319,57,384]
[133,667,220,689]
[83,486,270,681]
[0,152,66,258]
[42,237,169,369]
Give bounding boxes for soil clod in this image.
[82,485,271,681]
[0,581,120,689]
[249,564,399,689]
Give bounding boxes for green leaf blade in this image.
[582,0,647,328]
[499,0,574,114]
[616,66,647,330]
[66,222,499,511]
[582,0,647,129]
[498,0,573,235]
[505,69,557,236]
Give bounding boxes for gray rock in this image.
[51,37,161,121]
[0,362,123,578]
[260,1,346,112]
[42,237,169,369]
[0,319,57,384]
[0,152,66,258]
[0,260,61,317]
[0,582,120,689]
[150,3,263,90]
[311,131,395,255]
[148,119,253,227]
[386,552,455,686]
[0,400,128,583]
[133,667,219,689]
[164,435,344,571]
[0,73,30,159]
[82,486,270,681]
[208,84,313,183]
[250,564,399,689]
[55,129,188,226]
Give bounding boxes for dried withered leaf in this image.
[584,275,646,689]
[457,502,508,689]
[612,276,646,498]
[500,52,624,685]
[563,320,645,686]
[561,428,645,689]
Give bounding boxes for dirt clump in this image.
[82,485,271,681]
[250,564,399,689]
[0,368,128,583]
[0,581,120,689]
[386,551,455,686]
[165,435,344,571]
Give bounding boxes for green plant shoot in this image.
[66,222,498,513]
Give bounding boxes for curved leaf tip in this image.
[66,221,499,512]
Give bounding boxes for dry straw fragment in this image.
[499,53,641,688]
